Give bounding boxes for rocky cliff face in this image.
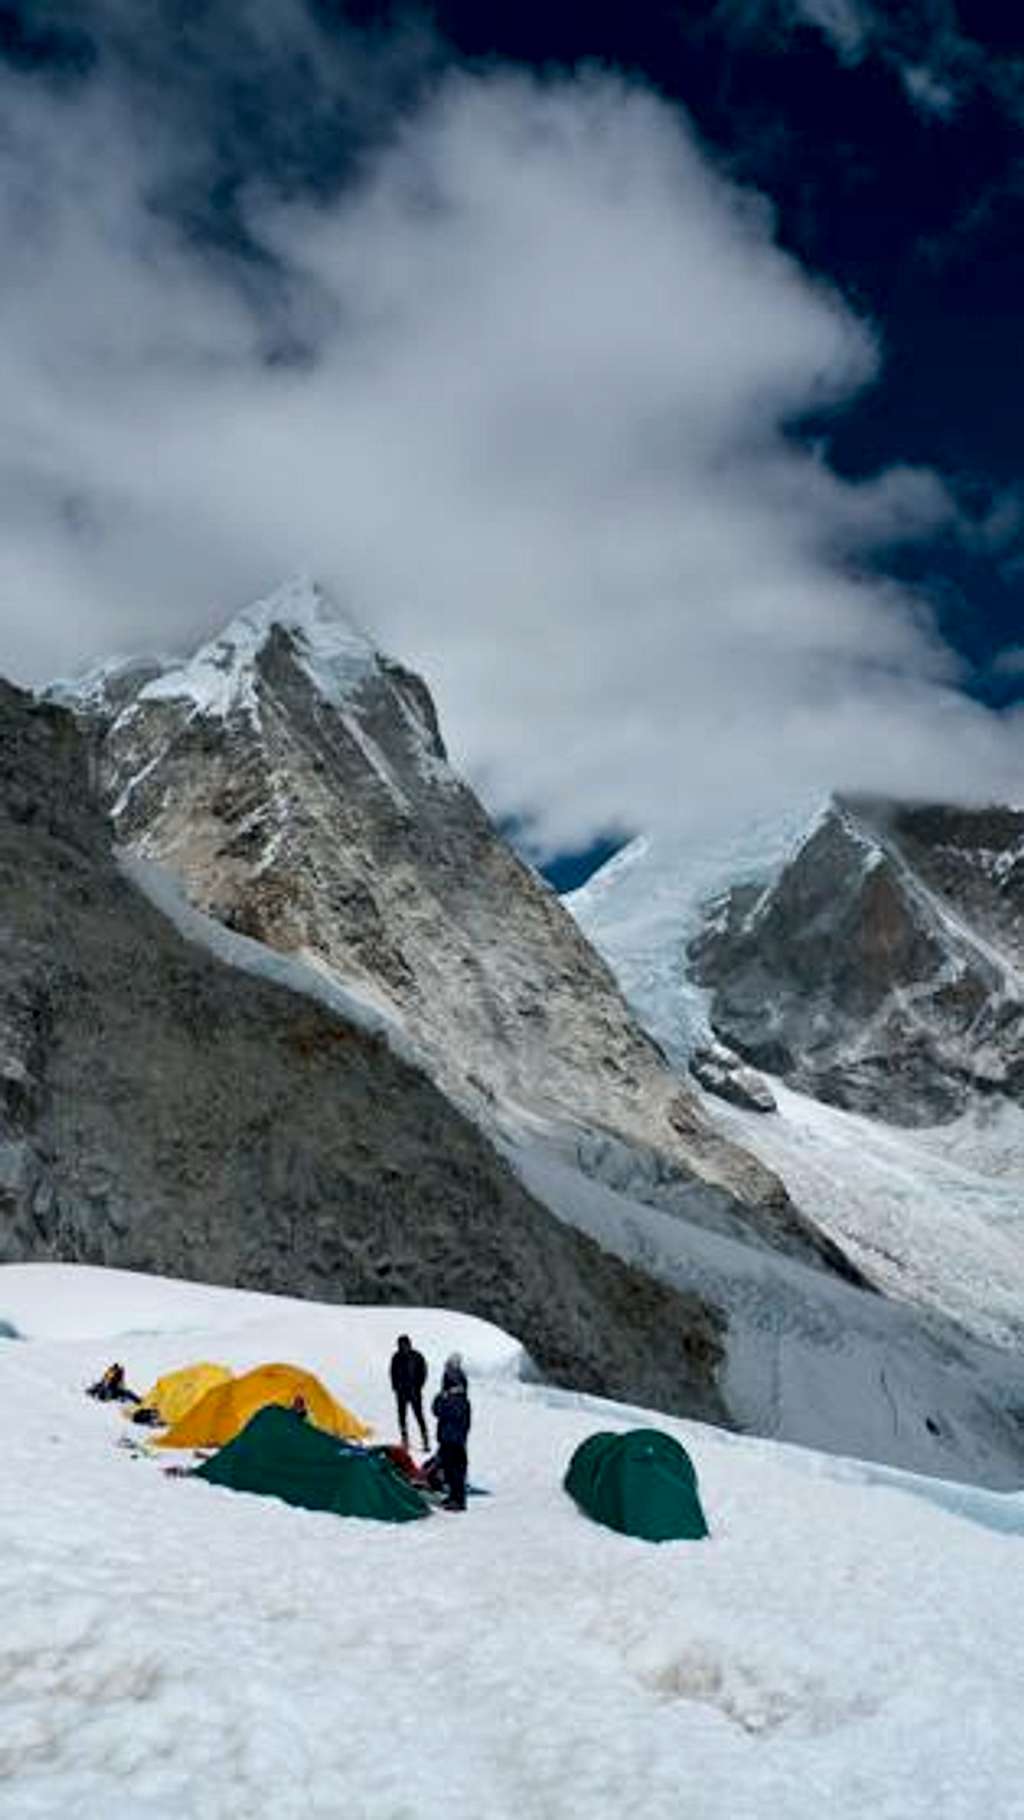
[15,660,1024,1485]
[689,796,1024,1125]
[51,578,854,1278]
[0,678,729,1422]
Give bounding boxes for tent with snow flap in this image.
[195,1406,429,1523]
[156,1363,370,1449]
[564,1430,709,1542]
[134,1363,233,1427]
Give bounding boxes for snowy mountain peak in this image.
[574,791,1024,1124]
[44,577,386,732]
[567,791,835,1064]
[137,576,382,725]
[41,591,847,1274]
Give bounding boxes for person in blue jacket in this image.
[432,1354,471,1511]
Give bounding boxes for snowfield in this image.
[2,1265,1024,1820]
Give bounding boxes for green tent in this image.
[564,1429,709,1543]
[196,1406,430,1524]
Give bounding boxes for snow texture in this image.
[2,1262,1024,1820]
[46,655,170,716]
[568,803,1024,1349]
[134,577,379,726]
[567,796,829,1063]
[708,1083,1024,1350]
[511,1140,1024,1487]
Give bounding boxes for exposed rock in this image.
[689,797,1024,1126]
[0,678,731,1424]
[565,799,1024,1375]
[13,669,1024,1484]
[689,1043,777,1114]
[54,578,854,1278]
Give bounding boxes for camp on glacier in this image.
[2,1261,1024,1820]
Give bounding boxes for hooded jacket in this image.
[432,1384,471,1449]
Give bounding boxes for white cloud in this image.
[0,55,1020,851]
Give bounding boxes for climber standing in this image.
[389,1334,430,1452]
[432,1354,471,1512]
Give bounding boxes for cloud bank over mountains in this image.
[0,7,1021,851]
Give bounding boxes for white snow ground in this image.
[2,1263,1024,1820]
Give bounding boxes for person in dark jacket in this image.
[389,1334,430,1451]
[432,1369,471,1512]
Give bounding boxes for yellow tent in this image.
[156,1362,371,1449]
[136,1363,234,1427]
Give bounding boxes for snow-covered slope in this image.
[514,1141,1024,1484]
[570,794,1024,1116]
[3,1263,1024,1820]
[50,580,851,1277]
[569,799,1024,1350]
[704,1085,1024,1351]
[567,798,828,1064]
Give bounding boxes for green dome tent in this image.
[564,1429,709,1543]
[196,1406,429,1524]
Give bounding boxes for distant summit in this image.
[15,601,1024,1482]
[573,792,1024,1127]
[131,578,385,726]
[569,792,1024,1350]
[49,575,428,742]
[49,580,846,1277]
